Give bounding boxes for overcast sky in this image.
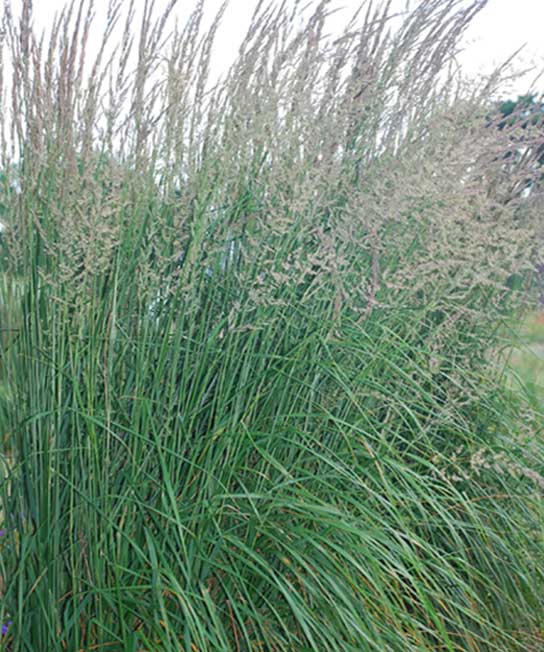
[22,0,544,98]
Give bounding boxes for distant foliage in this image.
[487,93,544,204]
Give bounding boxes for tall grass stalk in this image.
[0,1,543,650]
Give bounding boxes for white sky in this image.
[458,0,544,95]
[20,0,544,98]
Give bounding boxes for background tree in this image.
[492,93,544,305]
[494,93,544,198]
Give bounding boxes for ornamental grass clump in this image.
[0,1,543,650]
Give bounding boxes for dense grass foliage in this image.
[0,1,543,650]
